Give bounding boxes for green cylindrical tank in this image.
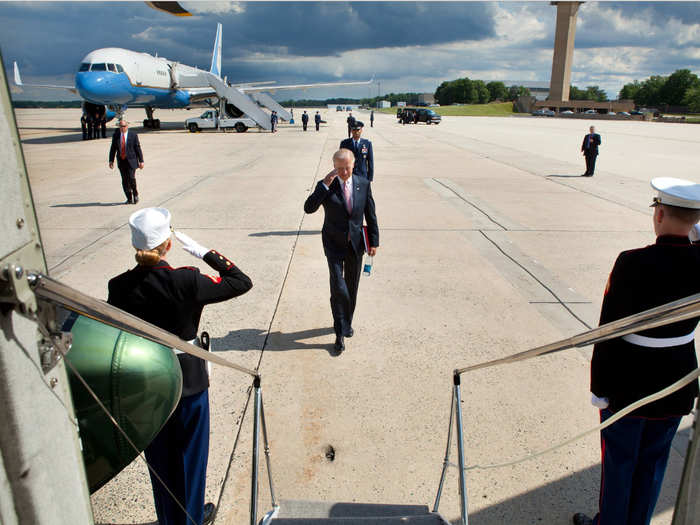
[65,314,182,493]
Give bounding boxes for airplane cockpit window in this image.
[79,63,90,72]
[91,63,107,71]
[108,64,117,72]
[115,64,124,73]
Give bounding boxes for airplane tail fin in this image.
[13,62,23,86]
[209,23,222,78]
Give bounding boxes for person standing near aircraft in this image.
[97,105,107,138]
[301,110,309,131]
[581,125,601,177]
[370,110,375,128]
[340,121,374,182]
[108,207,253,525]
[572,177,700,525]
[109,120,144,204]
[303,149,379,353]
[270,111,278,133]
[346,112,356,137]
[315,111,322,131]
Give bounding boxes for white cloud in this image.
[181,1,245,15]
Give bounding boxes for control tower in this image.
[549,1,583,102]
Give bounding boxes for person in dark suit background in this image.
[109,120,144,204]
[301,110,309,131]
[304,148,379,353]
[346,112,356,137]
[270,110,278,133]
[581,125,601,176]
[314,111,322,131]
[340,121,374,182]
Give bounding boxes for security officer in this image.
[301,110,309,131]
[314,111,322,131]
[370,110,375,128]
[339,121,374,182]
[581,125,602,176]
[270,110,278,133]
[573,177,700,525]
[346,112,356,137]
[108,207,253,525]
[81,108,88,140]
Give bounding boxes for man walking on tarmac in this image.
[573,177,700,525]
[109,120,144,204]
[346,112,356,137]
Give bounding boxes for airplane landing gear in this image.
[143,107,160,129]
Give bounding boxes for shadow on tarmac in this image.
[22,133,93,145]
[96,521,157,525]
[546,174,588,178]
[249,230,321,237]
[50,202,125,208]
[212,326,336,355]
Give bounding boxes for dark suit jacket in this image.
[109,130,144,169]
[304,176,379,261]
[581,133,601,156]
[302,113,309,123]
[591,235,700,417]
[340,137,374,181]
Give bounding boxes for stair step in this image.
[276,500,432,519]
[270,516,445,525]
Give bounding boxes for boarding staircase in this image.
[249,92,292,121]
[207,75,272,131]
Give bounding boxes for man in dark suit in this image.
[314,111,322,131]
[581,125,601,176]
[340,121,374,182]
[301,110,309,131]
[109,120,144,204]
[346,112,356,137]
[572,177,700,525]
[304,149,379,353]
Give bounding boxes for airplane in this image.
[13,23,373,130]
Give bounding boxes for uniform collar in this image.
[656,234,691,245]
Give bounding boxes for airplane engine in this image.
[63,313,183,493]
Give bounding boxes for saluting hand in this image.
[174,230,210,259]
[323,168,337,187]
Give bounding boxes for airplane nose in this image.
[75,72,129,105]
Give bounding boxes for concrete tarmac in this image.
[15,108,700,525]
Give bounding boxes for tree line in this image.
[434,79,530,105]
[619,69,700,111]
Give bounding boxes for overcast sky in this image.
[2,1,700,101]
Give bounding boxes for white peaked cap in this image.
[650,177,700,209]
[129,207,172,250]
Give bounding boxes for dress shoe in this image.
[344,327,354,338]
[133,195,139,204]
[125,198,132,205]
[572,512,593,525]
[334,335,345,353]
[203,502,216,524]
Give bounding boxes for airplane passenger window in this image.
[79,63,90,72]
[116,64,124,73]
[92,63,107,71]
[108,64,116,72]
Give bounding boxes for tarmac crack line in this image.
[479,230,592,330]
[431,177,508,230]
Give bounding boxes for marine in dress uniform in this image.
[304,149,379,352]
[315,111,322,131]
[301,110,309,131]
[339,121,374,182]
[581,125,601,177]
[108,208,253,525]
[109,120,144,204]
[573,177,700,525]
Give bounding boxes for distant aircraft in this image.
[13,23,373,129]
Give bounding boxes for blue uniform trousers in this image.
[145,389,210,525]
[594,408,680,525]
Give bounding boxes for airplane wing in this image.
[145,2,191,16]
[239,78,375,93]
[185,87,218,102]
[13,62,78,94]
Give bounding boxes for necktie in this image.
[120,133,126,159]
[343,181,352,214]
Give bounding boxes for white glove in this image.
[690,224,700,243]
[591,393,610,409]
[174,231,209,259]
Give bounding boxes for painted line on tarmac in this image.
[430,178,509,230]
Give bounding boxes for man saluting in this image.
[304,149,379,353]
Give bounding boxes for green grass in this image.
[377,102,515,117]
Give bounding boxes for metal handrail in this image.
[29,272,258,377]
[435,291,700,525]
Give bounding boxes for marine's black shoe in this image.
[334,335,345,353]
[344,327,354,338]
[203,502,216,524]
[572,513,593,525]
